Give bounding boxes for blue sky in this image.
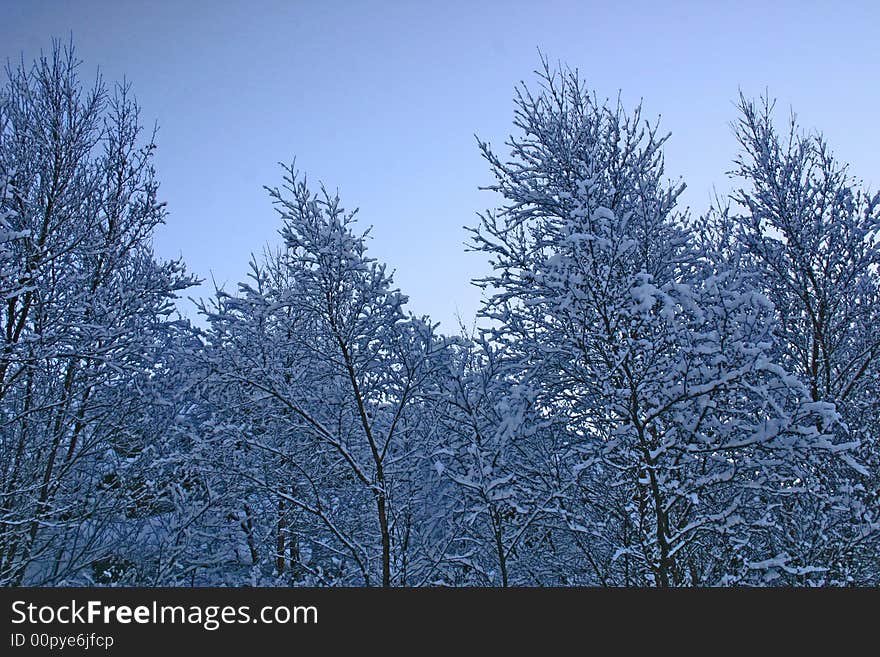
[4,0,878,331]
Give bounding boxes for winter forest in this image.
[1,41,878,587]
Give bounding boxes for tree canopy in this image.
[1,45,877,586]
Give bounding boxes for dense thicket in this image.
[2,46,877,586]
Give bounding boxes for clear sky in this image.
[4,0,878,331]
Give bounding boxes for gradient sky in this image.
[4,0,878,331]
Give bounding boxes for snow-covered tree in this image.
[709,95,880,583]
[428,334,571,585]
[0,41,196,585]
[469,60,857,585]
[199,166,447,586]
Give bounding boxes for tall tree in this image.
[468,60,856,585]
[200,166,446,586]
[715,95,880,582]
[0,41,196,585]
